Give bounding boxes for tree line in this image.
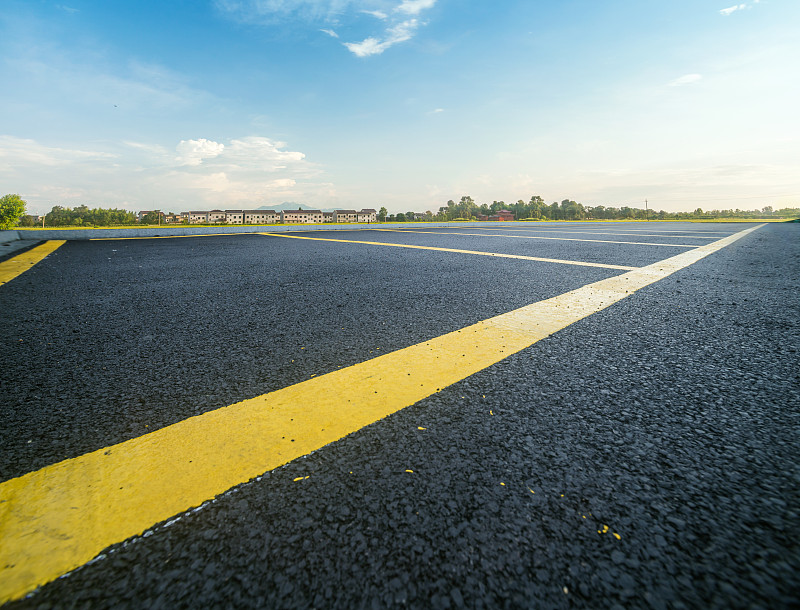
[405,196,800,222]
[17,205,138,227]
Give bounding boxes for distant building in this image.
[208,210,226,223]
[488,210,515,221]
[358,209,377,223]
[243,210,279,224]
[225,210,244,224]
[323,212,334,222]
[137,210,164,222]
[184,211,208,224]
[333,209,358,223]
[281,209,323,224]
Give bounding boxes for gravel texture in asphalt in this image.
[2,222,798,609]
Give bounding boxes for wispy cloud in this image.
[719,1,761,16]
[668,73,702,87]
[215,0,437,58]
[0,136,117,168]
[361,9,387,19]
[344,18,420,57]
[720,4,747,16]
[55,5,79,14]
[395,0,435,16]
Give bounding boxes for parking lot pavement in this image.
[1,222,798,608]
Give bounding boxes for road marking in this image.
[373,228,698,248]
[459,227,723,239]
[89,233,264,241]
[0,241,65,287]
[258,233,637,270]
[0,224,763,603]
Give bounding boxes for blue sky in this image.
[1,0,798,215]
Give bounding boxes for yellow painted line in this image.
[459,227,722,239]
[0,241,65,287]
[373,228,698,248]
[258,233,637,270]
[0,224,763,603]
[89,232,263,241]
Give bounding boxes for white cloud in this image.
[175,138,226,166]
[0,136,117,168]
[361,9,387,19]
[720,3,747,15]
[668,73,703,87]
[344,18,419,57]
[2,134,322,213]
[395,0,435,16]
[215,1,436,57]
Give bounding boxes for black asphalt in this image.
[2,222,798,609]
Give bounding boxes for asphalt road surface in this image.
[1,222,798,609]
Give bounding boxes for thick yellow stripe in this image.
[259,233,637,270]
[0,224,763,603]
[374,228,697,248]
[0,241,65,287]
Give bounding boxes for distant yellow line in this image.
[259,233,637,271]
[0,224,764,603]
[0,241,65,287]
[90,233,262,241]
[374,228,699,248]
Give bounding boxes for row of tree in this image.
[417,196,800,222]
[17,205,138,227]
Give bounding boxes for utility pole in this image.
[645,199,649,221]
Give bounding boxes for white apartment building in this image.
[225,210,244,224]
[177,208,376,224]
[186,211,209,223]
[243,210,280,224]
[358,209,377,222]
[333,209,358,223]
[281,209,324,223]
[208,210,226,223]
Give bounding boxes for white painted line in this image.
[457,227,724,239]
[374,228,699,248]
[258,233,638,270]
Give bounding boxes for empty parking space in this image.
[266,227,700,268]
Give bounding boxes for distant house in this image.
[358,209,377,223]
[243,210,279,224]
[488,210,515,221]
[281,209,323,224]
[323,212,334,223]
[225,210,244,224]
[164,213,185,224]
[208,210,226,223]
[137,210,164,222]
[333,209,358,223]
[186,211,209,224]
